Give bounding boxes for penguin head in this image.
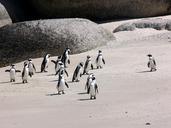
[89,73,94,78]
[57,56,62,60]
[45,54,51,59]
[24,62,28,67]
[92,76,96,80]
[28,58,32,61]
[98,50,102,53]
[87,55,91,60]
[147,54,152,57]
[66,48,71,54]
[11,64,15,67]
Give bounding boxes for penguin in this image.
[55,62,69,78]
[96,50,105,69]
[22,62,29,83]
[89,76,98,100]
[28,58,36,77]
[5,64,21,82]
[147,54,157,72]
[51,56,62,73]
[61,48,71,68]
[83,55,93,75]
[72,62,84,82]
[57,70,69,95]
[85,73,94,93]
[41,54,51,72]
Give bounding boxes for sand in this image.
[0,15,171,128]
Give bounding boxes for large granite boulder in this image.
[0,3,11,27]
[0,18,115,67]
[113,18,171,33]
[1,0,171,22]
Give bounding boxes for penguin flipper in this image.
[16,70,21,72]
[51,60,56,64]
[95,84,99,93]
[65,70,69,77]
[68,59,70,64]
[72,70,77,82]
[22,70,24,78]
[147,62,150,68]
[153,60,156,66]
[33,64,36,72]
[55,70,59,75]
[5,70,10,72]
[65,82,69,88]
[96,56,98,64]
[91,64,94,70]
[102,58,105,64]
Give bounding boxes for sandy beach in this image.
[0,16,171,128]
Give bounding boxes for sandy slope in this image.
[1,16,171,128]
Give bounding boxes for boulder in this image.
[0,18,115,67]
[113,18,171,33]
[0,3,11,27]
[1,0,171,22]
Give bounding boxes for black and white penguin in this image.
[72,62,84,82]
[147,54,157,72]
[85,73,94,93]
[89,76,98,99]
[41,54,51,72]
[61,48,71,68]
[28,58,36,77]
[22,62,29,83]
[83,55,93,75]
[55,62,69,78]
[96,50,105,69]
[5,64,21,82]
[51,56,62,73]
[56,70,69,95]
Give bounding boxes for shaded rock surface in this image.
[0,3,11,27]
[1,0,171,22]
[113,18,171,33]
[0,18,115,67]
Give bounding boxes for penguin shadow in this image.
[46,74,55,76]
[13,82,25,85]
[67,81,74,83]
[46,93,61,96]
[78,98,94,101]
[0,81,11,84]
[49,79,59,82]
[77,92,88,95]
[137,70,152,73]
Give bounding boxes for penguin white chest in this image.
[97,56,102,66]
[28,63,34,73]
[23,68,29,80]
[45,59,49,68]
[58,78,65,91]
[87,61,92,71]
[90,84,96,96]
[10,69,16,80]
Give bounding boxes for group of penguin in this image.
[5,48,157,100]
[5,48,107,100]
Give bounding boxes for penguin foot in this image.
[76,80,79,82]
[62,91,65,94]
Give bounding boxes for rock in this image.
[1,0,171,22]
[0,18,115,67]
[113,23,136,33]
[0,3,11,27]
[113,18,171,33]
